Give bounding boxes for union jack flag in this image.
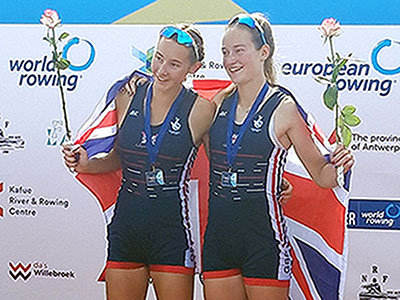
[73,71,150,280]
[73,71,152,226]
[73,76,351,299]
[193,81,351,300]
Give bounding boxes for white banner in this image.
[1,24,399,300]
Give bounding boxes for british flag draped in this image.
[72,75,351,299]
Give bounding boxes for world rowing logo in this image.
[371,39,400,76]
[62,37,96,71]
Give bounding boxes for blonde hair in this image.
[226,13,277,86]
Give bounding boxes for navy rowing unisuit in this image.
[202,87,292,286]
[107,82,198,274]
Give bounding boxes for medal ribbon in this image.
[226,82,269,168]
[145,83,186,166]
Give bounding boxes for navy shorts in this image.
[107,186,195,274]
[202,195,292,286]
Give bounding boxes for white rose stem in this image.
[337,165,345,187]
[334,110,344,187]
[329,36,345,187]
[49,27,76,173]
[50,27,72,142]
[51,28,72,141]
[330,143,345,187]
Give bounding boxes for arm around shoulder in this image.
[211,83,236,109]
[189,96,216,147]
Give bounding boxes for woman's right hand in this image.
[331,143,354,174]
[62,144,89,173]
[211,83,236,107]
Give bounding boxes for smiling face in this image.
[222,26,269,86]
[151,37,197,92]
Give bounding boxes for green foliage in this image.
[341,125,352,147]
[323,85,338,110]
[57,58,70,70]
[59,32,69,40]
[42,28,70,72]
[344,114,361,126]
[342,105,356,116]
[42,36,51,43]
[341,105,361,127]
[314,76,331,85]
[317,35,362,147]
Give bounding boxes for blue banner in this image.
[348,199,400,230]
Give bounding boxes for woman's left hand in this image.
[331,144,354,173]
[279,177,293,205]
[119,74,148,97]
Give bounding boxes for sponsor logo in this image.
[251,115,264,133]
[204,60,224,70]
[351,132,400,154]
[189,60,223,78]
[46,120,67,146]
[9,262,32,281]
[62,37,95,71]
[219,110,228,117]
[169,117,182,135]
[281,39,398,98]
[359,264,400,299]
[8,261,76,282]
[3,182,70,218]
[150,133,158,145]
[129,109,140,117]
[0,117,26,154]
[347,199,400,229]
[131,45,154,73]
[9,37,95,92]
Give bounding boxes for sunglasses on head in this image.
[228,14,267,45]
[159,26,198,60]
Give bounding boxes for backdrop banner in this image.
[1,24,399,300]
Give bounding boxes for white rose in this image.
[40,9,61,29]
[318,18,342,38]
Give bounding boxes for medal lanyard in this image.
[226,82,269,169]
[144,83,186,168]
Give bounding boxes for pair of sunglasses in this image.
[159,26,198,60]
[229,14,267,45]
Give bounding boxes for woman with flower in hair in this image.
[202,13,354,300]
